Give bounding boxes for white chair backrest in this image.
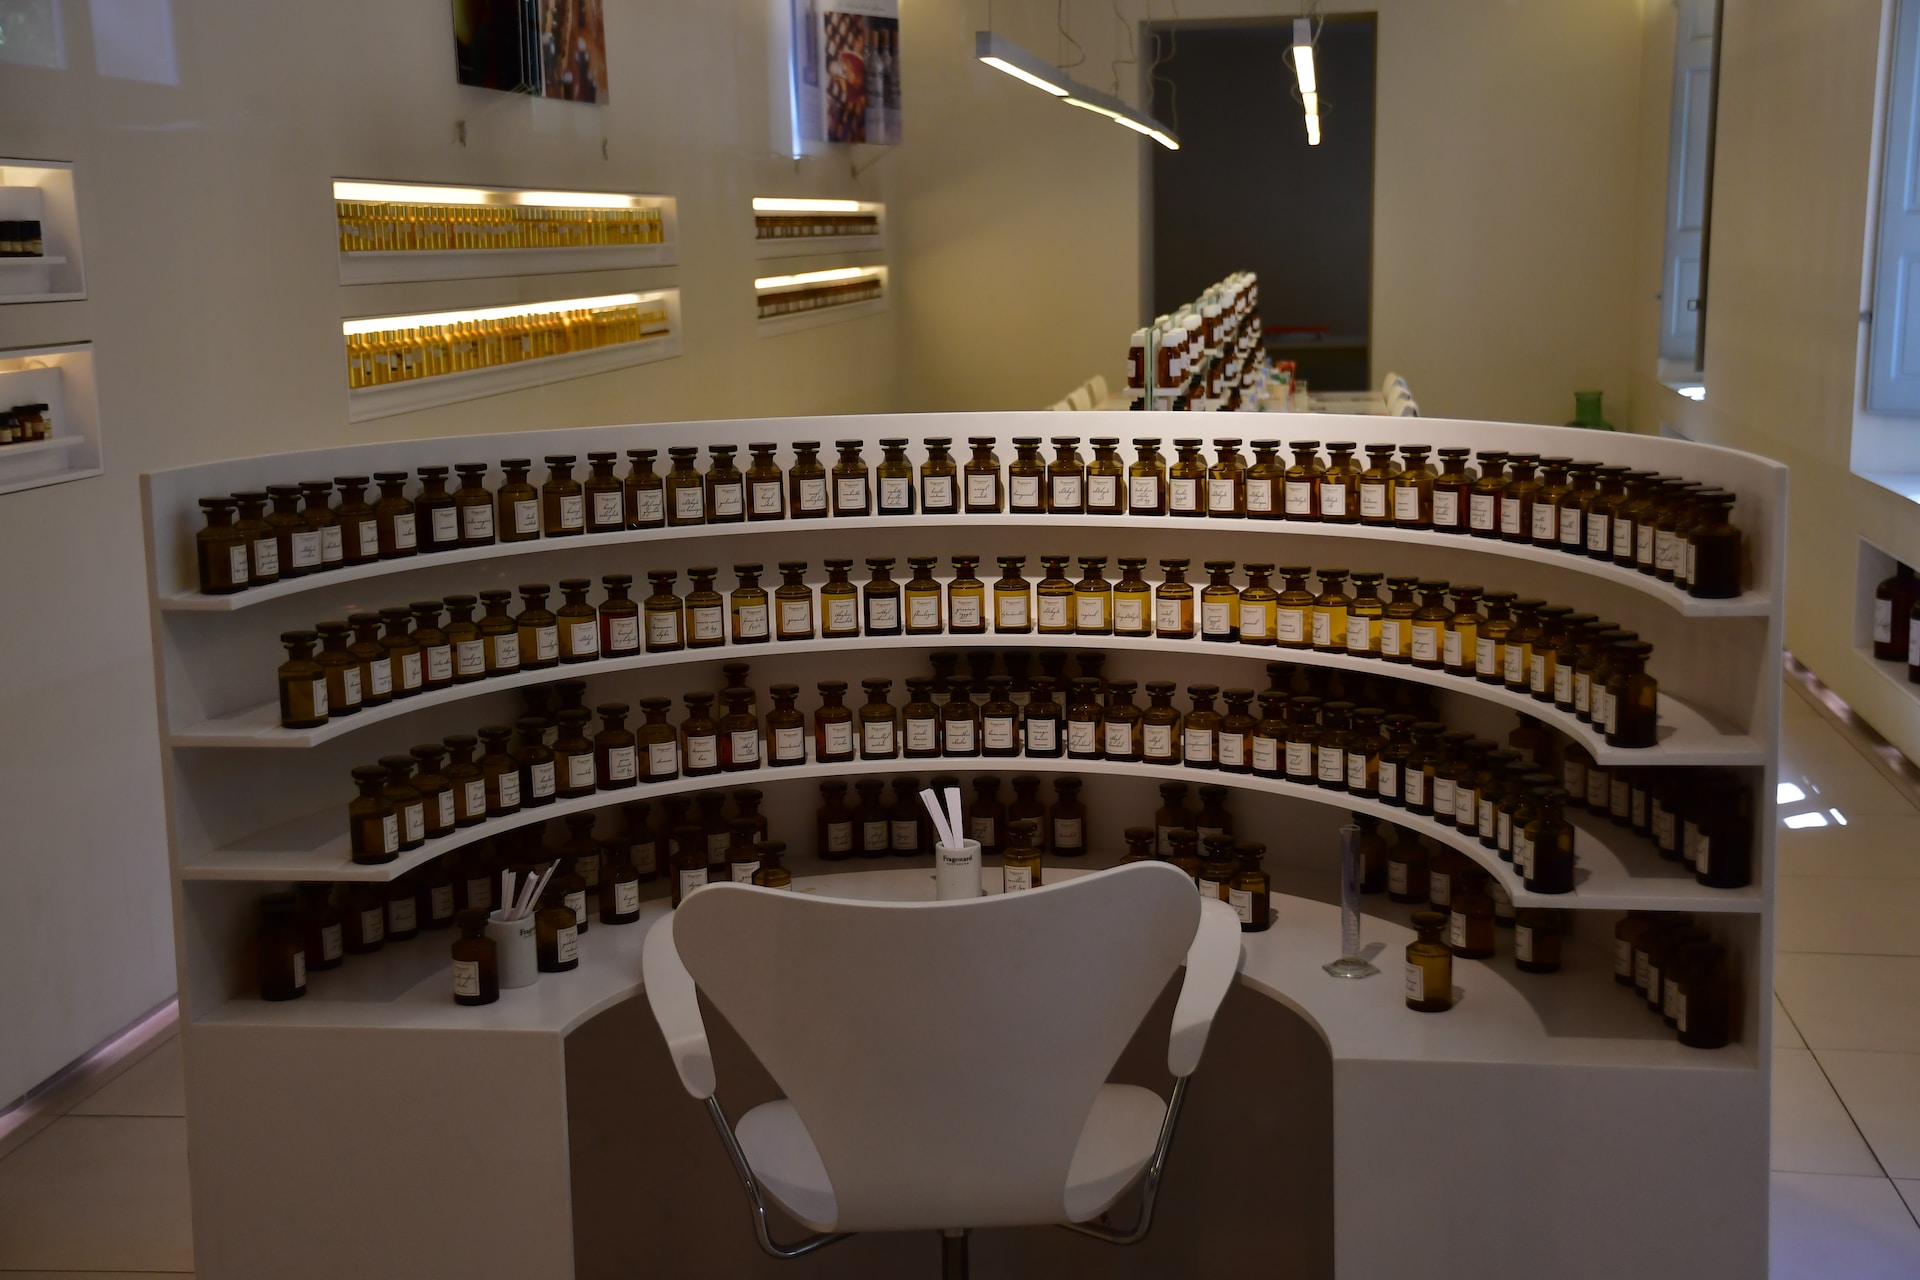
[1066,385,1094,412]
[1086,373,1109,406]
[671,862,1200,1232]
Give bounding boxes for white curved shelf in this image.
[180,747,1760,913]
[170,626,1761,766]
[154,511,1769,619]
[193,866,1752,1072]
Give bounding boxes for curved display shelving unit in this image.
[153,509,1769,619]
[178,745,1761,914]
[169,626,1760,765]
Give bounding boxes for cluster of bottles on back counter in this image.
[191,438,1744,600]
[1124,272,1268,412]
[275,560,1662,749]
[334,656,1754,889]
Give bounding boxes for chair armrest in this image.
[641,914,716,1098]
[1167,898,1243,1077]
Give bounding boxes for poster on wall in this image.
[790,0,900,145]
[453,0,608,103]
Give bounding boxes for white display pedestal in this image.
[142,412,1783,1279]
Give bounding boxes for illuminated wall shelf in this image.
[751,197,884,259]
[334,179,677,285]
[755,265,887,336]
[0,342,101,495]
[343,290,681,422]
[0,160,85,303]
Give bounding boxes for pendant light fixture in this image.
[975,30,1181,150]
[1293,17,1321,146]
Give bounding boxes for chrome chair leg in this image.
[1059,1074,1192,1247]
[705,1095,853,1260]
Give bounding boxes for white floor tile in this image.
[1770,1172,1920,1279]
[1817,1052,1920,1181]
[0,1116,193,1272]
[1775,994,1808,1048]
[1776,876,1920,957]
[1773,954,1920,1053]
[1777,756,1920,819]
[70,1035,185,1118]
[1772,1048,1884,1175]
[1778,812,1920,878]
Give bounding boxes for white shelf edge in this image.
[0,464,100,497]
[344,329,681,423]
[169,626,1761,766]
[0,290,85,305]
[0,255,67,267]
[751,235,885,260]
[337,243,678,286]
[0,435,84,460]
[757,295,888,337]
[154,510,1772,620]
[177,749,1763,913]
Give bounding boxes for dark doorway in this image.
[1148,16,1377,390]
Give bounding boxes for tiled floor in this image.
[3,676,1919,1278]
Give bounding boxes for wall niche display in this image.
[453,0,608,102]
[791,0,901,144]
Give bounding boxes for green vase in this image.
[1566,391,1614,431]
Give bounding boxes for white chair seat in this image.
[736,1084,1168,1234]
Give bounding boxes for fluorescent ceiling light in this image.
[981,33,1179,150]
[1783,811,1829,829]
[976,32,1069,96]
[333,181,492,206]
[1302,91,1319,117]
[754,266,882,291]
[341,292,657,335]
[1777,782,1805,804]
[753,197,867,213]
[1292,18,1317,93]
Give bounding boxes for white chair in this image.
[642,862,1242,1276]
[1085,373,1110,407]
[1066,384,1095,412]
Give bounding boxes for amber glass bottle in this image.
[1378,576,1419,664]
[665,446,705,525]
[831,439,871,516]
[377,605,423,698]
[1531,456,1572,546]
[875,437,915,515]
[1689,492,1744,599]
[510,584,556,672]
[703,444,745,524]
[1356,444,1397,524]
[1073,556,1113,635]
[1386,828,1429,904]
[1050,778,1088,857]
[195,497,250,594]
[1183,683,1222,770]
[1409,580,1451,670]
[1345,571,1384,657]
[1475,590,1515,684]
[574,451,619,534]
[277,630,328,729]
[1168,438,1208,515]
[1199,560,1240,643]
[1149,558,1192,639]
[1085,437,1125,513]
[1317,441,1359,522]
[1001,819,1043,890]
[299,480,344,571]
[1465,450,1507,537]
[1430,447,1472,533]
[789,440,829,517]
[232,491,279,583]
[491,459,538,543]
[1392,445,1435,527]
[1207,437,1246,517]
[540,454,585,537]
[348,764,399,863]
[963,436,1003,512]
[334,476,380,565]
[1447,872,1497,959]
[942,555,983,634]
[746,441,786,521]
[1004,436,1044,513]
[1443,584,1483,676]
[1129,437,1167,514]
[915,437,957,513]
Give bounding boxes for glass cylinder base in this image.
[1323,956,1381,979]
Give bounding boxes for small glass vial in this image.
[704,444,745,523]
[949,555,987,634]
[1405,911,1454,1012]
[515,584,560,672]
[789,440,830,517]
[1008,436,1046,512]
[1311,442,1355,522]
[1086,437,1125,513]
[496,459,541,542]
[776,562,815,641]
[919,437,959,513]
[277,630,329,729]
[875,437,915,515]
[1201,560,1240,643]
[1129,437,1167,514]
[1430,447,1472,533]
[582,451,625,533]
[1207,437,1246,517]
[746,441,786,521]
[334,476,380,565]
[1168,438,1208,515]
[1050,778,1087,857]
[542,454,586,537]
[832,439,871,516]
[1047,436,1085,512]
[1392,445,1435,527]
[1074,556,1114,635]
[665,446,705,525]
[964,436,1003,512]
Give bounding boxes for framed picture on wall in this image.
[790,0,900,145]
[452,0,607,103]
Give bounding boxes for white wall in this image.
[0,0,898,1106]
[891,0,1648,425]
